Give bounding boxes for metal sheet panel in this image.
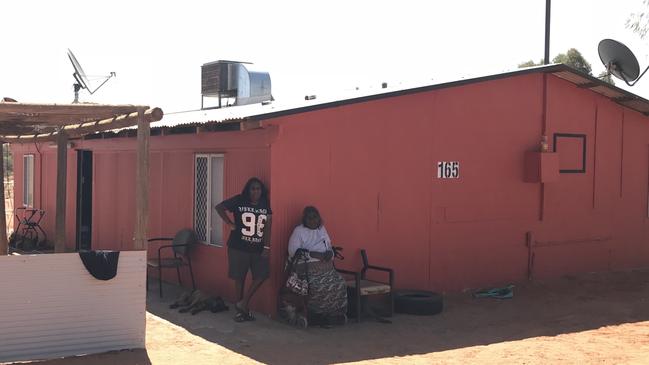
[589,86,625,99]
[553,70,591,84]
[619,99,649,113]
[0,251,146,363]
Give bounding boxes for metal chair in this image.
[146,228,197,298]
[9,207,48,252]
[336,249,394,322]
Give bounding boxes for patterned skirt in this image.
[297,260,347,315]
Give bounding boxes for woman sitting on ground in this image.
[288,206,347,324]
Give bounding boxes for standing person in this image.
[215,177,272,322]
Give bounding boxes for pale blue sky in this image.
[0,0,647,112]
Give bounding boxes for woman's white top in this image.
[288,224,332,262]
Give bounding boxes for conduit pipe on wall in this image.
[526,231,534,281]
[539,73,549,221]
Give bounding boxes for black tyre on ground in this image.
[394,290,443,315]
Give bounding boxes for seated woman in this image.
[288,206,348,325]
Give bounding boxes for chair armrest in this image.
[148,237,173,243]
[367,265,392,273]
[363,265,394,287]
[336,268,361,293]
[336,268,360,277]
[155,243,195,257]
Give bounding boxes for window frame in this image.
[193,153,225,247]
[553,133,587,173]
[22,154,34,207]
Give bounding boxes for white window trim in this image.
[23,154,34,207]
[194,153,225,247]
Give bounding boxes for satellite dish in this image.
[598,39,648,86]
[67,49,116,103]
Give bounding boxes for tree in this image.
[518,49,591,75]
[518,48,614,85]
[552,48,592,75]
[627,0,649,39]
[518,59,543,68]
[598,71,615,85]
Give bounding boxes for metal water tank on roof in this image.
[201,60,272,106]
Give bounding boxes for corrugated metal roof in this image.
[151,84,426,128]
[589,86,625,99]
[553,70,592,85]
[619,99,649,113]
[146,64,649,130]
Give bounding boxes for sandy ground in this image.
[15,268,649,365]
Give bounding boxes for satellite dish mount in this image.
[598,39,649,86]
[67,49,116,103]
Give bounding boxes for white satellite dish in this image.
[67,49,116,103]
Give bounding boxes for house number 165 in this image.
[437,161,460,179]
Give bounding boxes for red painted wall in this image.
[12,128,274,311]
[11,71,649,315]
[267,73,649,296]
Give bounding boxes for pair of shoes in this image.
[234,304,255,322]
[234,311,255,322]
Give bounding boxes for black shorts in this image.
[228,247,270,281]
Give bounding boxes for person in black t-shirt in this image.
[215,177,272,322]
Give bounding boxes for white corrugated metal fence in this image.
[0,251,146,363]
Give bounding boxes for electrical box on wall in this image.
[524,152,559,183]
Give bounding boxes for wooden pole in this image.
[55,131,68,253]
[0,143,7,255]
[134,108,150,250]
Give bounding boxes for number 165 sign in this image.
[437,161,460,179]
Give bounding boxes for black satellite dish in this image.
[598,39,648,86]
[67,49,116,103]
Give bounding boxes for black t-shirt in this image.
[221,194,272,253]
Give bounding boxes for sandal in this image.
[234,305,255,322]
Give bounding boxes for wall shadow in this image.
[146,268,649,365]
[30,349,151,365]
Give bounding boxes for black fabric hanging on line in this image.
[78,250,120,280]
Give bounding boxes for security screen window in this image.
[23,154,34,207]
[194,154,225,246]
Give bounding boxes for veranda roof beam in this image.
[0,108,163,143]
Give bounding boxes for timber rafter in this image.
[0,101,163,142]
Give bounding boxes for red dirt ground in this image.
[15,268,649,365]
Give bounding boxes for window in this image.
[23,155,34,207]
[194,154,224,246]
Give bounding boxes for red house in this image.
[11,64,649,315]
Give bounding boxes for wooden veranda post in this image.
[55,131,68,253]
[0,143,7,255]
[134,108,150,250]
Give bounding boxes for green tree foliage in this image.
[627,0,649,39]
[518,59,543,68]
[598,71,615,85]
[552,48,592,75]
[518,48,614,85]
[517,49,591,75]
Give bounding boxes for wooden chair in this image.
[146,228,197,298]
[337,249,394,322]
